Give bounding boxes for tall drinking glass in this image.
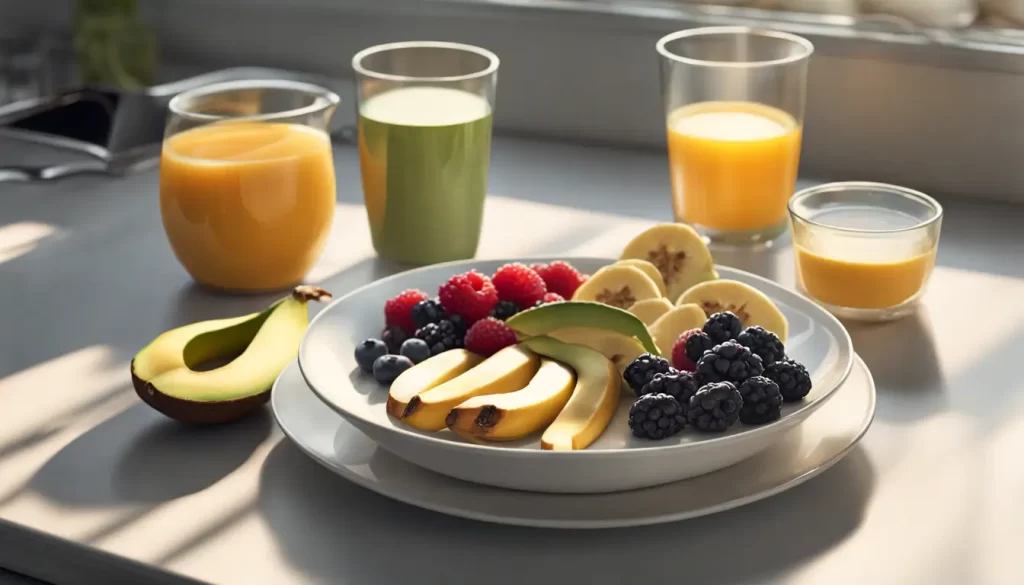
[353,41,499,265]
[657,27,813,245]
[161,80,339,291]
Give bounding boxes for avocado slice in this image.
[544,327,647,374]
[506,301,661,355]
[131,286,331,424]
[517,336,621,450]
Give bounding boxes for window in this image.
[616,0,1024,31]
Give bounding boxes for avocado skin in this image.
[131,359,270,424]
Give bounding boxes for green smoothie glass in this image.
[353,41,499,265]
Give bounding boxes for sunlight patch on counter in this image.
[304,203,377,283]
[0,221,60,264]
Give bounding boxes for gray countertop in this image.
[1,135,1024,585]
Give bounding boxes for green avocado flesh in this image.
[133,298,305,403]
[506,301,660,355]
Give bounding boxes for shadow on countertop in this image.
[28,404,273,507]
[845,310,946,423]
[257,440,876,585]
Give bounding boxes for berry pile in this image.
[627,310,812,439]
[357,261,586,385]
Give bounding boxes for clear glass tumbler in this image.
[161,80,339,291]
[353,41,499,266]
[789,181,943,322]
[657,27,813,245]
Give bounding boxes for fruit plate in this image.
[275,356,875,528]
[298,257,854,493]
[299,258,853,492]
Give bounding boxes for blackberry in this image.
[702,311,743,344]
[628,394,686,440]
[410,298,446,330]
[490,300,520,321]
[381,326,407,354]
[696,341,763,385]
[737,376,783,425]
[623,353,675,395]
[685,330,715,363]
[764,359,812,402]
[687,382,742,432]
[415,319,463,355]
[640,371,699,412]
[736,326,785,366]
[447,314,467,335]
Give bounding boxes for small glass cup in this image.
[161,80,339,292]
[353,41,499,266]
[789,182,943,322]
[657,27,813,245]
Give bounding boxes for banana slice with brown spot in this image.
[678,279,789,342]
[620,223,718,302]
[571,265,660,310]
[614,259,667,297]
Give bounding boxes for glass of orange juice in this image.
[790,182,943,322]
[657,27,813,245]
[160,80,339,291]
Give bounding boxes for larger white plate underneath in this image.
[272,356,875,529]
[297,257,854,493]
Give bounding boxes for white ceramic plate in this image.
[298,257,854,493]
[275,356,875,528]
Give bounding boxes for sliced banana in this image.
[571,265,660,310]
[620,223,718,302]
[628,298,673,325]
[677,279,789,341]
[614,259,667,297]
[648,303,707,358]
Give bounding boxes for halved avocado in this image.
[131,286,330,424]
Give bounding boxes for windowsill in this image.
[10,0,1024,204]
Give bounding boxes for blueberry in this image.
[373,355,414,384]
[354,338,388,373]
[399,338,431,364]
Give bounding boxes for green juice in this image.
[358,86,493,265]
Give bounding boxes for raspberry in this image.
[384,289,428,334]
[438,271,499,324]
[492,263,547,308]
[671,329,704,372]
[464,317,518,357]
[533,261,587,299]
[542,292,565,303]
